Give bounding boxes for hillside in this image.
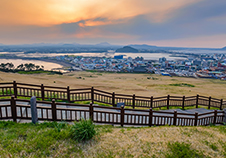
[115,46,139,52]
[0,121,225,157]
[129,44,158,50]
[1,71,226,99]
[1,71,226,157]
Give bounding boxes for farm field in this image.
[0,71,226,99]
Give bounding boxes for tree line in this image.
[0,63,44,71]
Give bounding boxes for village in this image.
[43,53,226,80]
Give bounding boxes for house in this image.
[133,66,147,73]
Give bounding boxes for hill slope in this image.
[116,46,139,52]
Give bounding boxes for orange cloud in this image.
[0,0,201,27]
[83,20,114,27]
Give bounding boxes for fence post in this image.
[208,96,211,109]
[11,96,17,122]
[149,108,153,127]
[89,103,93,121]
[150,96,153,108]
[13,81,17,98]
[213,110,217,124]
[30,96,38,124]
[167,95,170,110]
[182,96,185,109]
[132,94,135,109]
[173,110,177,125]
[194,112,198,126]
[220,99,223,110]
[223,109,226,123]
[41,84,44,101]
[51,99,57,121]
[91,87,94,104]
[112,92,115,107]
[67,86,70,102]
[121,105,124,127]
[196,94,199,108]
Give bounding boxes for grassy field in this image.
[1,72,226,157]
[0,121,226,157]
[1,71,226,100]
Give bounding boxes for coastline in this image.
[0,56,74,68]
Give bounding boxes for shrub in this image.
[70,119,96,142]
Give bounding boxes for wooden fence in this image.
[0,96,224,126]
[0,81,226,110]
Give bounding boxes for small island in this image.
[115,46,139,53]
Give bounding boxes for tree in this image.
[17,64,25,70]
[40,65,44,70]
[35,65,40,70]
[0,63,6,70]
[24,63,35,71]
[8,63,14,69]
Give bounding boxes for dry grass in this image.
[1,71,226,99]
[1,72,226,157]
[48,126,226,158]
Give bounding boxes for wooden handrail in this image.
[0,96,224,126]
[0,81,225,110]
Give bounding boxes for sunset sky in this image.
[0,0,226,48]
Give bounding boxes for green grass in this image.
[0,89,14,95]
[203,140,218,151]
[0,121,113,157]
[0,121,226,157]
[17,70,50,74]
[0,121,71,157]
[0,94,221,111]
[165,142,205,158]
[169,83,195,87]
[0,89,221,111]
[147,77,159,80]
[155,105,219,111]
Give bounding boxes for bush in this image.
[70,119,96,142]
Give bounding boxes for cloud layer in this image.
[0,0,226,47]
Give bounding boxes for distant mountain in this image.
[2,42,225,51]
[116,46,139,53]
[23,43,54,46]
[62,44,79,47]
[128,44,158,50]
[95,42,111,46]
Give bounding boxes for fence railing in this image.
[0,96,224,126]
[0,81,226,110]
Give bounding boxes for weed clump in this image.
[169,83,195,87]
[70,119,96,142]
[166,142,204,158]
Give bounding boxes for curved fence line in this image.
[0,81,225,110]
[0,97,224,126]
